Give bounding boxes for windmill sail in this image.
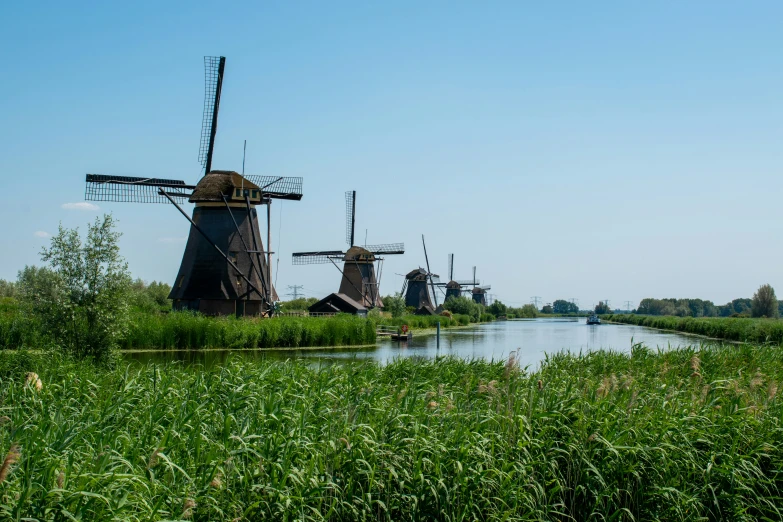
[345,190,356,246]
[198,56,225,175]
[243,175,304,200]
[85,174,194,203]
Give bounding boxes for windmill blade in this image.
[243,175,303,201]
[85,174,193,203]
[345,190,356,246]
[454,279,480,286]
[291,250,345,265]
[421,235,438,307]
[448,253,454,281]
[365,243,405,255]
[198,56,226,175]
[478,285,492,291]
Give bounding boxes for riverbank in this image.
[603,314,783,344]
[2,342,782,519]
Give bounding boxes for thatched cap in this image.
[472,287,486,294]
[190,171,260,203]
[446,280,461,289]
[344,246,375,262]
[406,268,428,280]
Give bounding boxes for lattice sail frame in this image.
[244,175,304,200]
[198,56,224,172]
[85,174,193,204]
[291,251,346,265]
[345,190,355,245]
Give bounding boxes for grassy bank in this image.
[375,313,471,330]
[605,313,783,344]
[122,312,376,350]
[2,343,783,519]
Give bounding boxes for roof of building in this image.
[309,292,368,314]
[406,268,428,280]
[189,171,260,203]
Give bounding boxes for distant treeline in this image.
[635,297,783,318]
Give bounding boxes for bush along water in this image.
[604,314,783,344]
[2,343,783,519]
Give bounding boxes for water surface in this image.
[125,318,703,368]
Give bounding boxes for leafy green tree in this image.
[752,284,779,318]
[27,215,132,362]
[0,279,16,298]
[595,301,611,314]
[541,304,553,314]
[130,279,172,313]
[279,297,318,312]
[444,295,482,322]
[487,300,507,317]
[553,299,579,314]
[381,293,406,318]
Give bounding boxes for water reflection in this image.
[124,318,704,369]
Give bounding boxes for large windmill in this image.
[292,191,404,313]
[84,56,303,317]
[402,235,441,315]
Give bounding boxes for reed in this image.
[1,343,782,519]
[374,313,471,329]
[605,313,783,344]
[121,312,376,350]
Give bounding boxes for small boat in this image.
[586,314,601,325]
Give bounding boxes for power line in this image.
[531,296,542,308]
[286,285,304,299]
[624,300,633,312]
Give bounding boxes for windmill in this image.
[435,254,481,302]
[402,235,441,315]
[292,191,404,313]
[84,56,303,317]
[470,266,492,306]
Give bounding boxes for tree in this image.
[487,300,507,317]
[752,284,778,318]
[130,279,173,313]
[0,279,16,298]
[28,215,132,362]
[444,295,482,322]
[552,299,579,314]
[381,293,406,318]
[595,301,611,314]
[541,304,553,314]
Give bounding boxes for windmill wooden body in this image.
[435,254,483,303]
[402,236,441,315]
[292,191,404,312]
[84,56,303,317]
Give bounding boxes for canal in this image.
[126,317,704,368]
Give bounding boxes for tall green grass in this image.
[374,313,471,329]
[2,343,783,519]
[605,313,783,344]
[122,312,376,350]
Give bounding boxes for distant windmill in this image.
[470,266,492,306]
[84,56,303,317]
[433,254,480,302]
[402,235,441,315]
[292,191,404,313]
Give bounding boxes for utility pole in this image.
[570,298,579,310]
[604,299,611,310]
[624,300,633,312]
[531,296,542,309]
[286,285,304,300]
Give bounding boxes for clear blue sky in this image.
[2,1,782,309]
